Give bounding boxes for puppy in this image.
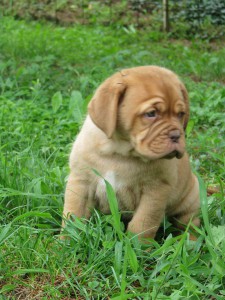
[62,66,200,239]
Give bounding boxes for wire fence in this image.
[1,0,225,39]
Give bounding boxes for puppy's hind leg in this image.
[172,177,200,240]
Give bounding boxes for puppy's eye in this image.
[178,112,185,119]
[144,111,156,118]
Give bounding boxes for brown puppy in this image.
[62,66,200,239]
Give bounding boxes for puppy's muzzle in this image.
[169,130,180,143]
[164,129,183,159]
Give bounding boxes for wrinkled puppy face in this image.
[118,67,189,160]
[88,66,189,160]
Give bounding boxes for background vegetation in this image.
[0,1,225,299]
[0,0,225,40]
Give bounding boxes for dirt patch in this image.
[1,274,86,300]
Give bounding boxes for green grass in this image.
[0,16,225,299]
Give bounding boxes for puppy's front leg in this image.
[62,173,92,225]
[127,192,166,239]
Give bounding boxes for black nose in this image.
[169,130,180,143]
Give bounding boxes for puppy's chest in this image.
[95,170,142,213]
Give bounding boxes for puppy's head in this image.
[88,66,189,160]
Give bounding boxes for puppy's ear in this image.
[180,83,189,130]
[88,74,126,138]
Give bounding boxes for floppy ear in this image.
[180,83,189,130]
[88,74,126,138]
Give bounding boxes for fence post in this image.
[163,0,169,32]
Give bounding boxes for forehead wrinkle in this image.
[136,98,166,115]
[158,74,182,100]
[120,75,183,118]
[174,101,185,111]
[160,81,184,114]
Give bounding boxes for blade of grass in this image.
[92,169,123,240]
[197,173,215,244]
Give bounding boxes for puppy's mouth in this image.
[163,150,183,159]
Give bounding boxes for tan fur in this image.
[62,66,200,239]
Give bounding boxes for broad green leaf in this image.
[88,281,99,289]
[0,284,16,293]
[126,241,138,273]
[114,241,123,273]
[69,90,84,124]
[186,119,195,137]
[0,223,12,244]
[104,180,123,240]
[197,173,215,244]
[92,169,123,240]
[210,225,225,246]
[12,268,49,275]
[12,211,52,223]
[212,260,225,276]
[51,91,62,112]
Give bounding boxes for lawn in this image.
[0,16,225,299]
